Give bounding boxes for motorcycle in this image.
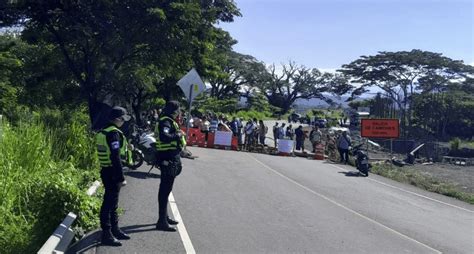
[128,124,159,172]
[351,144,370,176]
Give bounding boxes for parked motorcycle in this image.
[352,144,370,176]
[128,125,159,171]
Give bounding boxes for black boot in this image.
[156,219,177,232]
[167,216,179,225]
[101,230,122,246]
[112,227,131,240]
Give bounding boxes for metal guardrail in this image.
[37,180,101,254]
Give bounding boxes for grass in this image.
[0,108,101,253]
[369,163,474,205]
[460,140,474,149]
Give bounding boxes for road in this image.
[92,146,473,254]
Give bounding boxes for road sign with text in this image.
[361,119,400,138]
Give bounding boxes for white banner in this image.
[214,131,232,146]
[278,139,294,153]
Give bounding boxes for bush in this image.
[233,110,272,121]
[194,96,239,115]
[0,107,100,253]
[450,138,461,151]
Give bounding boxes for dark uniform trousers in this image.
[100,167,122,231]
[158,154,182,220]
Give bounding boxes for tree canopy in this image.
[257,62,350,114]
[2,0,241,126]
[339,49,474,136]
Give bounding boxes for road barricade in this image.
[231,136,238,151]
[314,144,325,160]
[207,132,215,148]
[182,127,206,147]
[278,139,294,156]
[212,131,233,150]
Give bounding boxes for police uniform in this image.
[96,107,132,246]
[155,114,186,231]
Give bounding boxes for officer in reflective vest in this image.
[95,106,132,246]
[155,101,186,231]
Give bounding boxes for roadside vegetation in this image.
[0,107,101,253]
[370,164,474,205]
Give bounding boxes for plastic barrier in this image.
[231,136,238,151]
[314,144,325,160]
[182,127,206,146]
[207,132,215,148]
[203,131,238,150]
[278,139,293,156]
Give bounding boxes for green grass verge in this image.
[460,141,474,149]
[370,163,474,205]
[0,107,101,253]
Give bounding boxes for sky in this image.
[219,0,474,71]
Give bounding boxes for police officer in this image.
[155,101,186,231]
[96,106,132,246]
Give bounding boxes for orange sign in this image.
[361,119,399,138]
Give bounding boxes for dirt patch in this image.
[402,163,474,194]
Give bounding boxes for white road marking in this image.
[247,154,442,254]
[327,163,474,213]
[169,192,196,254]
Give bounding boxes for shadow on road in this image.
[122,223,157,234]
[125,170,161,179]
[338,171,363,177]
[66,230,101,254]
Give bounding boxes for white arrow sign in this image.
[177,68,206,102]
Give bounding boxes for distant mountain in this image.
[294,95,367,109]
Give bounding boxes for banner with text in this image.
[361,119,400,138]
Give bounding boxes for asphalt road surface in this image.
[93,147,474,254]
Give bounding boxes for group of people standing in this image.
[272,121,352,165]
[96,101,185,246]
[272,122,324,153]
[187,114,269,150]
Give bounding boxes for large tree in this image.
[258,62,350,114]
[340,50,474,136]
[2,0,240,127]
[208,50,269,99]
[412,84,474,139]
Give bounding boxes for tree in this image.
[412,88,474,139]
[208,50,269,99]
[258,61,350,114]
[340,50,474,137]
[0,35,22,114]
[2,0,240,127]
[112,63,163,125]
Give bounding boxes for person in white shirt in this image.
[337,131,352,164]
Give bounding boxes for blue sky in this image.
[219,0,474,70]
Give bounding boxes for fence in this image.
[368,138,449,162]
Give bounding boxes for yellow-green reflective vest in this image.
[96,125,132,167]
[155,116,186,151]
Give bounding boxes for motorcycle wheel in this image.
[360,164,369,177]
[129,150,144,170]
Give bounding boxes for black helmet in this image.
[108,106,131,121]
[162,101,180,116]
